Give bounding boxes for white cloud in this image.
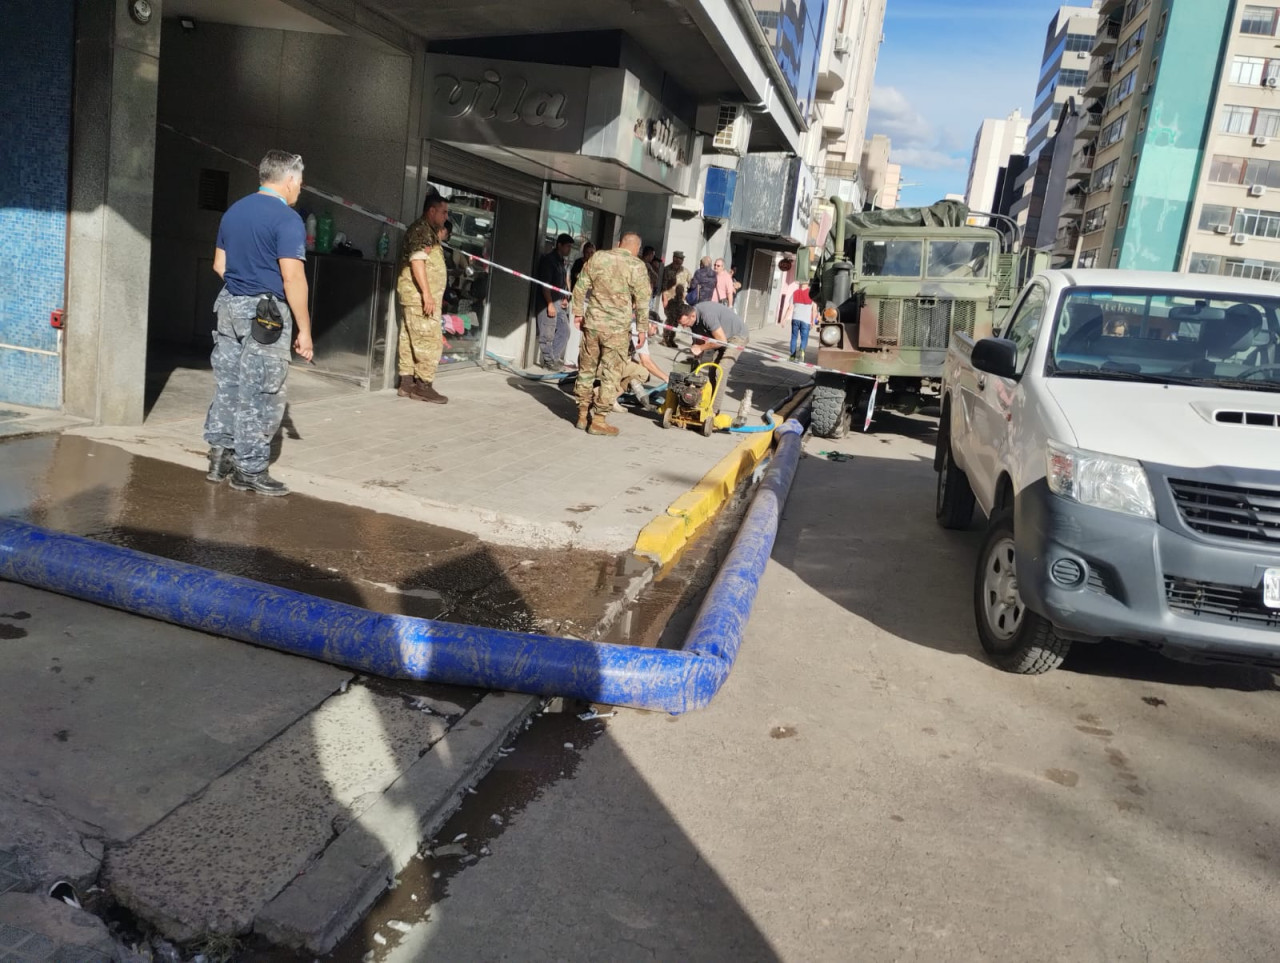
[867,86,935,148]
[868,86,969,174]
[887,148,969,172]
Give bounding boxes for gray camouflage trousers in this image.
[203,289,292,475]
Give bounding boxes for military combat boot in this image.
[397,375,417,398]
[576,406,590,430]
[414,380,449,404]
[206,446,234,483]
[587,415,620,437]
[230,469,290,496]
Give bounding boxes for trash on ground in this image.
[411,695,465,716]
[338,679,350,694]
[431,843,468,858]
[563,742,575,750]
[818,450,851,462]
[452,833,467,842]
[578,709,616,722]
[386,921,412,935]
[373,933,387,946]
[490,814,503,825]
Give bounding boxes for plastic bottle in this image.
[305,212,317,252]
[377,229,390,261]
[315,211,334,255]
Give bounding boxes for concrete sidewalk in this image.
[73,335,810,553]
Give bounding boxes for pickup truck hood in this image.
[1042,378,1280,472]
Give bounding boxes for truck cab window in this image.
[1001,285,1046,375]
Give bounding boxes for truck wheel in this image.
[973,510,1071,674]
[811,383,848,439]
[935,430,975,530]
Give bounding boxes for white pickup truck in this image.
[936,269,1280,673]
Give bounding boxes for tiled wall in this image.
[0,0,73,408]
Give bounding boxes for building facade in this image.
[859,134,902,209]
[1011,4,1100,245]
[964,109,1030,220]
[0,0,835,418]
[1071,0,1278,275]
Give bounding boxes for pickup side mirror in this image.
[971,337,1019,379]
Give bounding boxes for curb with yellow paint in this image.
[634,388,810,566]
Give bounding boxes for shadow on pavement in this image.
[772,413,1277,692]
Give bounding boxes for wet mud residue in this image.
[0,434,649,640]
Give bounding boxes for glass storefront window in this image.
[428,179,498,369]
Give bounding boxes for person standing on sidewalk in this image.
[204,150,314,497]
[788,285,815,361]
[711,257,735,304]
[536,233,573,368]
[571,232,651,436]
[395,194,450,404]
[660,252,692,347]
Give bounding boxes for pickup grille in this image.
[1168,478,1280,544]
[1165,576,1280,630]
[875,299,978,348]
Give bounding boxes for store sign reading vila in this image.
[433,69,569,130]
[633,116,688,168]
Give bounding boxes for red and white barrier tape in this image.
[160,122,876,388]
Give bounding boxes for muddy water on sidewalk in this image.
[0,434,641,639]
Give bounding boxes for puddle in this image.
[241,706,607,963]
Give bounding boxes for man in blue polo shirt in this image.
[204,149,315,496]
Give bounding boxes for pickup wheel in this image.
[973,510,1071,674]
[811,381,848,439]
[934,427,975,530]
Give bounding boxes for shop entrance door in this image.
[539,197,603,367]
[426,179,499,371]
[742,249,778,329]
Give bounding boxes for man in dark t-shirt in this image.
[535,234,573,368]
[204,149,314,497]
[672,301,750,413]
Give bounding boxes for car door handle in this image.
[977,375,987,390]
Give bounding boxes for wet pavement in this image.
[0,433,640,640]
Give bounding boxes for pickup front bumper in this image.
[1014,474,1280,666]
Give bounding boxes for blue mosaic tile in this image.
[0,0,73,407]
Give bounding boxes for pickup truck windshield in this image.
[1048,288,1280,391]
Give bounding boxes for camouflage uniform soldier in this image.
[204,149,314,497]
[396,194,450,404]
[660,251,692,347]
[571,232,651,436]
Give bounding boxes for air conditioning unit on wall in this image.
[1250,184,1267,197]
[1215,224,1232,234]
[834,34,851,54]
[1255,135,1270,146]
[712,103,747,154]
[1232,233,1249,245]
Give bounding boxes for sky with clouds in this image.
[868,0,1091,208]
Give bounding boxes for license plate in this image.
[1267,568,1280,609]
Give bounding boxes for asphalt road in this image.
[373,413,1280,962]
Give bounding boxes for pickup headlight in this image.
[1046,441,1155,519]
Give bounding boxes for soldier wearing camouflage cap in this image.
[570,232,651,436]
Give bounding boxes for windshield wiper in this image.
[1048,367,1183,385]
[1185,376,1280,393]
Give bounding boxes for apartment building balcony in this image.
[816,36,851,95]
[1092,20,1121,54]
[1053,224,1080,259]
[1067,148,1095,180]
[1059,194,1085,220]
[1084,60,1113,98]
[1075,103,1104,139]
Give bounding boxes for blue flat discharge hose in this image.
[0,419,806,714]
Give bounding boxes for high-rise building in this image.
[1070,0,1280,276]
[1010,4,1101,244]
[811,0,889,204]
[860,133,902,209]
[964,109,1030,219]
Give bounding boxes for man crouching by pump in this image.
[204,149,314,497]
[671,300,749,414]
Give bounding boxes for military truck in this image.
[808,198,1044,437]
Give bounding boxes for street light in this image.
[867,181,922,210]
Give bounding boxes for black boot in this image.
[206,446,234,483]
[229,469,290,496]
